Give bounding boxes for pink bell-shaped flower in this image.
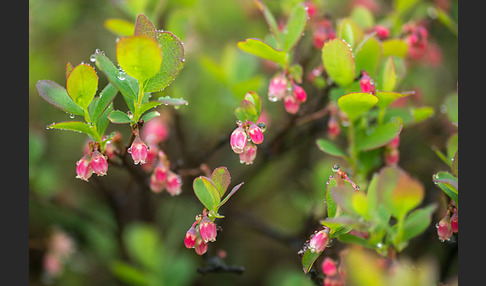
[248,123,264,145]
[75,154,93,182]
[184,226,198,249]
[230,126,248,154]
[199,216,217,243]
[90,150,108,176]
[129,135,148,165]
[309,228,330,253]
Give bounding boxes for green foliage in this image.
[322,39,356,87]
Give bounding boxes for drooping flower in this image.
[230,126,248,154]
[437,215,453,241]
[90,150,108,176]
[166,171,182,196]
[268,74,288,102]
[359,71,375,94]
[199,216,217,243]
[239,142,257,165]
[248,122,264,145]
[451,210,458,233]
[194,238,209,255]
[75,154,93,182]
[184,226,198,249]
[293,84,307,103]
[284,95,300,114]
[129,135,148,165]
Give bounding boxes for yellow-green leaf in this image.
[322,39,356,87]
[66,63,99,110]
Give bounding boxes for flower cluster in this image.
[149,150,182,196]
[436,202,458,242]
[321,257,346,286]
[230,120,266,165]
[42,228,75,280]
[384,134,400,166]
[184,211,219,255]
[268,73,307,114]
[403,22,429,60]
[76,142,109,182]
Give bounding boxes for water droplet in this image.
[268,95,278,102]
[127,147,132,154]
[257,122,266,132]
[376,242,383,249]
[117,72,126,81]
[356,185,360,191]
[332,164,340,172]
[435,223,439,229]
[90,54,96,62]
[69,114,75,119]
[236,120,243,126]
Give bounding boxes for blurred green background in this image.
[29,0,458,285]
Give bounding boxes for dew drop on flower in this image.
[90,54,96,62]
[332,164,340,172]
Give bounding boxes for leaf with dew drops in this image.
[36,80,85,116]
[66,63,99,110]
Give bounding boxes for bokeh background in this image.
[29,0,458,285]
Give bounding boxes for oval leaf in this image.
[355,35,382,77]
[302,248,323,274]
[382,39,408,58]
[282,3,308,51]
[66,63,99,110]
[108,110,132,124]
[355,121,402,151]
[36,80,84,116]
[47,121,97,138]
[210,167,231,197]
[104,18,135,36]
[145,31,185,92]
[378,56,397,91]
[134,14,156,40]
[116,35,162,83]
[337,92,378,121]
[193,176,221,212]
[316,139,347,157]
[322,39,356,87]
[375,91,407,109]
[237,38,288,67]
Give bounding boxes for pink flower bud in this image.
[150,164,168,193]
[293,84,307,103]
[166,171,182,196]
[184,226,198,249]
[43,252,62,277]
[76,154,93,182]
[199,216,217,243]
[388,135,400,149]
[268,74,288,102]
[194,238,208,255]
[239,142,257,165]
[248,123,264,144]
[451,211,458,233]
[90,150,108,176]
[284,95,300,114]
[141,143,159,172]
[437,215,453,241]
[374,25,390,40]
[322,257,338,277]
[384,148,399,166]
[309,229,329,253]
[141,117,169,145]
[230,127,248,154]
[129,135,148,165]
[327,115,340,140]
[359,71,375,94]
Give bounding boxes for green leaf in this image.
[91,83,118,122]
[316,139,347,157]
[145,31,185,93]
[235,99,259,123]
[398,204,437,242]
[94,51,138,104]
[210,167,231,198]
[354,35,382,77]
[325,178,339,218]
[243,91,262,118]
[350,6,375,30]
[116,35,162,83]
[302,248,323,274]
[157,96,189,107]
[337,92,378,121]
[104,18,135,36]
[338,233,373,248]
[355,121,402,151]
[336,18,364,49]
[96,103,113,137]
[351,191,369,218]
[123,223,161,270]
[443,94,458,123]
[435,6,458,36]
[381,166,424,219]
[254,0,281,47]
[134,14,156,40]
[140,111,160,122]
[433,171,458,205]
[47,121,97,139]
[138,101,162,116]
[411,106,434,124]
[282,3,308,51]
[218,182,244,208]
[108,110,132,124]
[65,62,74,80]
[382,39,408,58]
[375,91,407,110]
[378,57,397,91]
[193,176,221,212]
[66,63,99,110]
[322,39,356,87]
[36,80,85,116]
[237,38,288,67]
